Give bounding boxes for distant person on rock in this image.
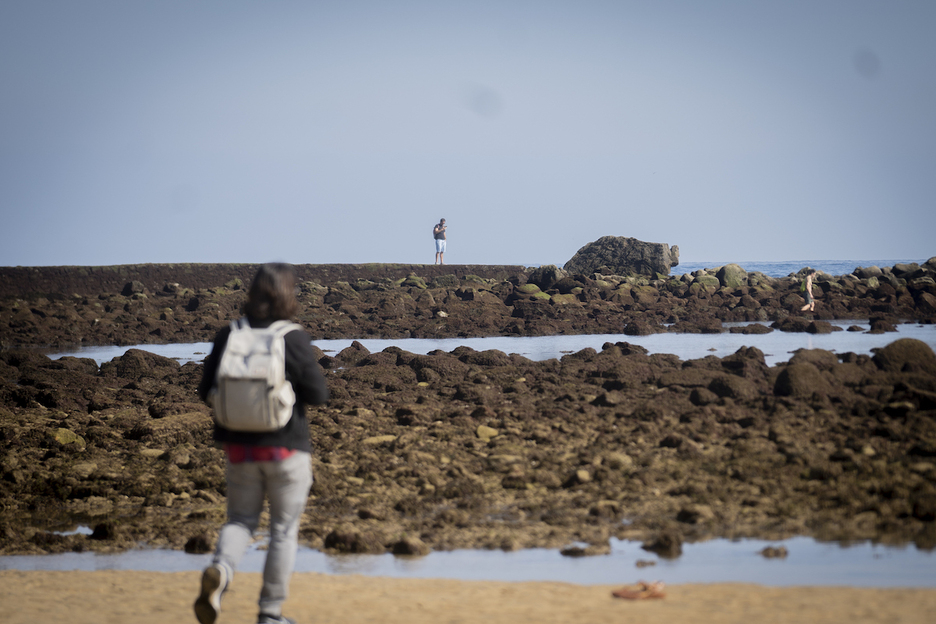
[194,263,329,624]
[800,269,818,312]
[433,218,447,265]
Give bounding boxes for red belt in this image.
[224,443,296,463]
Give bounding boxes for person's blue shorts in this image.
[435,239,446,253]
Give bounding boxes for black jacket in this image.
[198,317,329,453]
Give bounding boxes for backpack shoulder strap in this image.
[230,316,251,332]
[268,320,303,340]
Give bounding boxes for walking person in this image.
[800,269,818,312]
[194,263,329,624]
[433,218,447,264]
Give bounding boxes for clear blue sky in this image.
[2,1,934,267]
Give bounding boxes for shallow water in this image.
[2,536,933,587]
[310,322,936,368]
[47,321,936,369]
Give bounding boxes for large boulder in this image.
[563,236,679,277]
[774,362,832,398]
[527,265,569,290]
[872,338,936,374]
[716,263,747,288]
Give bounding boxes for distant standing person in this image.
[800,269,818,312]
[194,263,329,624]
[433,218,447,265]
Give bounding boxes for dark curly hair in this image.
[243,263,299,321]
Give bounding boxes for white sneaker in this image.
[194,564,227,624]
[257,615,297,624]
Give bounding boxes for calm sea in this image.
[671,259,929,278]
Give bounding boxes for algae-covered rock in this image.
[716,263,747,288]
[52,428,86,448]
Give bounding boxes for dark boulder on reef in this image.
[563,236,679,277]
[872,338,936,374]
[527,264,569,291]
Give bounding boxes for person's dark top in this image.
[198,317,329,453]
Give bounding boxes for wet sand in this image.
[2,570,935,624]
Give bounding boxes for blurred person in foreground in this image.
[194,263,329,624]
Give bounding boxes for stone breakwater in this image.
[0,261,934,559]
[1,259,935,349]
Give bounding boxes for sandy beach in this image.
[3,570,936,624]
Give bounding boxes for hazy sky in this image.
[2,1,934,268]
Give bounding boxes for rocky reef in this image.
[1,259,935,349]
[0,260,935,559]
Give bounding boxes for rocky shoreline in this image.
[1,261,935,559]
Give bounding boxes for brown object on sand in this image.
[612,580,666,600]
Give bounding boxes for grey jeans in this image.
[213,451,312,617]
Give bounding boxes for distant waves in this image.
[540,259,928,279]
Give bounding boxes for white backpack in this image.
[209,317,303,432]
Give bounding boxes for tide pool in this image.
[47,321,936,369]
